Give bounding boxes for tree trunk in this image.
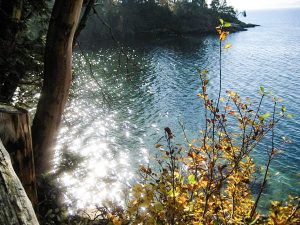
[0,104,37,208]
[73,0,96,47]
[31,0,83,176]
[0,139,39,225]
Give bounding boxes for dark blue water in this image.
[58,8,300,210]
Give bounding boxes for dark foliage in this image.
[0,0,50,103]
[78,0,242,44]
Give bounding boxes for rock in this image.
[227,22,260,32]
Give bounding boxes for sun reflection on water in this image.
[56,133,137,209]
[53,50,147,210]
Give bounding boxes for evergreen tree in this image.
[210,0,220,11]
[192,0,207,8]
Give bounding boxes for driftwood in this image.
[0,104,37,206]
[0,139,39,224]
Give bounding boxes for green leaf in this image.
[154,203,164,211]
[224,22,231,27]
[260,86,265,93]
[202,69,209,75]
[188,174,196,184]
[287,114,294,118]
[219,19,224,25]
[167,190,179,197]
[259,112,271,121]
[45,209,53,217]
[281,105,286,113]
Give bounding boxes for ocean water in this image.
[57,8,300,211]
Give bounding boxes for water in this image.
[57,8,300,211]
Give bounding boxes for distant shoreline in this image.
[78,22,260,48]
[78,2,260,45]
[238,7,300,12]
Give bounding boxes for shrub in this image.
[106,20,300,225]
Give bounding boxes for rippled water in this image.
[57,8,300,211]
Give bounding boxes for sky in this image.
[208,0,300,10]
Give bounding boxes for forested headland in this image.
[79,0,255,43]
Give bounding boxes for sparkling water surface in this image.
[57,8,300,211]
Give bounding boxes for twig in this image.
[92,7,133,74]
[76,41,112,106]
[286,200,300,223]
[249,101,277,219]
[73,0,97,47]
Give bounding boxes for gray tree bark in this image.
[0,139,39,225]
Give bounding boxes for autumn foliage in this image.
[102,20,300,225]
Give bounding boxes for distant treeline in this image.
[79,0,246,43]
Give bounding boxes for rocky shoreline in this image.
[135,22,260,38]
[229,22,260,32]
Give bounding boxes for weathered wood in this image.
[0,139,39,224]
[0,104,37,207]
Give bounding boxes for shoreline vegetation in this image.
[78,1,259,44]
[35,20,299,225]
[6,1,300,225]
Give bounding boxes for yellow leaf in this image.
[224,44,232,49]
[220,31,229,41]
[197,93,204,98]
[132,200,138,205]
[174,171,180,178]
[178,195,187,204]
[202,69,209,75]
[227,90,237,97]
[216,27,222,35]
[113,217,122,225]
